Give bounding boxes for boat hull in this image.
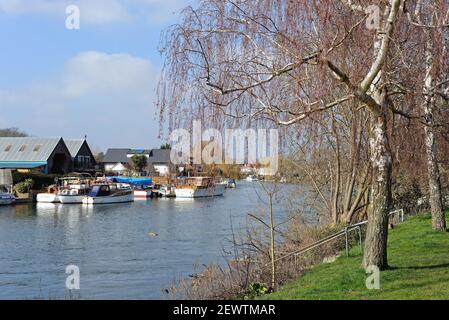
[37,193,60,203]
[175,184,225,198]
[82,193,134,205]
[0,197,15,205]
[59,195,85,204]
[133,190,152,200]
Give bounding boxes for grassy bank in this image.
[265,213,449,300]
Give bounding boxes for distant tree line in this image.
[0,128,28,137]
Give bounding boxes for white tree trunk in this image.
[363,93,392,270]
[423,36,446,231]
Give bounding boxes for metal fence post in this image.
[345,227,349,257]
[358,225,363,253]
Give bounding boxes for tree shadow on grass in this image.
[389,263,449,271]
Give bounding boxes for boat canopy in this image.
[106,176,152,186]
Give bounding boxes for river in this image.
[0,181,298,299]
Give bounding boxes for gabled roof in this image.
[65,139,85,158]
[0,137,63,162]
[103,148,131,163]
[148,149,171,163]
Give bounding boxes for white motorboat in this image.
[37,192,60,203]
[133,188,153,200]
[246,175,259,182]
[83,183,134,205]
[59,188,87,204]
[0,185,15,205]
[175,177,226,198]
[159,185,176,197]
[58,176,91,204]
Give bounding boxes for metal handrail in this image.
[272,209,404,265]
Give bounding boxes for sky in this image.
[0,0,194,153]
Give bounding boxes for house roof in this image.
[149,149,171,163]
[0,137,63,162]
[65,139,85,158]
[103,148,171,164]
[103,148,131,163]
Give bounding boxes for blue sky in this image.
[0,0,194,153]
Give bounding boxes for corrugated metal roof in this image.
[65,139,85,158]
[0,137,62,162]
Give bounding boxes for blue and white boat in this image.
[82,183,134,205]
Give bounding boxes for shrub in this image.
[13,172,59,190]
[14,179,34,193]
[244,283,270,300]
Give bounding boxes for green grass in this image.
[265,213,449,300]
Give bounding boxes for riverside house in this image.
[102,148,172,176]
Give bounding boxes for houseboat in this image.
[175,177,226,198]
[82,183,134,205]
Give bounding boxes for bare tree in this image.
[408,0,448,231]
[158,0,435,270]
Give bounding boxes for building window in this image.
[4,145,12,152]
[76,155,91,167]
[19,145,26,152]
[33,145,42,152]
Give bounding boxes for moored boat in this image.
[0,185,15,205]
[82,183,134,205]
[159,185,176,197]
[58,175,92,204]
[245,175,259,182]
[133,188,153,200]
[175,177,225,198]
[59,188,87,204]
[37,186,60,203]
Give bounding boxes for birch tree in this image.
[408,0,448,231]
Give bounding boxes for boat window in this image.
[19,145,26,152]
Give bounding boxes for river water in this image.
[0,182,298,299]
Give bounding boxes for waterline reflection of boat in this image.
[83,183,134,205]
[175,177,225,198]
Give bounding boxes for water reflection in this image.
[0,182,301,299]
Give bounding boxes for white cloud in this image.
[0,51,161,148]
[62,51,155,98]
[0,0,192,25]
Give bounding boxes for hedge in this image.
[12,172,60,190]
